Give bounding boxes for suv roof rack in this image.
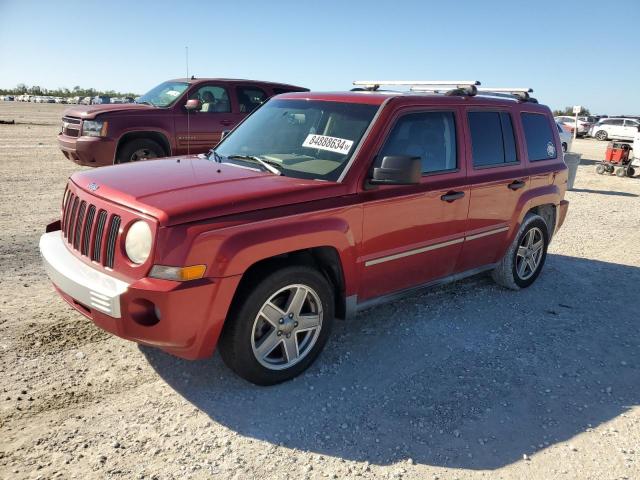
[353,80,480,96]
[476,87,537,103]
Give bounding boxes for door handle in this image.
[508,180,526,190]
[440,191,465,203]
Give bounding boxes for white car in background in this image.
[590,118,640,141]
[556,122,573,152]
[555,115,593,137]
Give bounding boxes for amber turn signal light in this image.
[149,264,207,281]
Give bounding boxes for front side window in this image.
[521,113,557,161]
[214,99,378,181]
[237,87,267,113]
[190,85,230,113]
[136,81,189,107]
[468,111,517,167]
[379,111,457,173]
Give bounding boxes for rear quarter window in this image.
[521,113,557,162]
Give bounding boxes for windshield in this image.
[136,81,189,107]
[214,99,379,181]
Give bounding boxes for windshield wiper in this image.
[207,148,223,163]
[226,155,282,175]
[136,100,155,107]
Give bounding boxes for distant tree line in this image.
[0,83,138,98]
[552,106,592,116]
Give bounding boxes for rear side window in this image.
[468,111,517,167]
[237,86,267,113]
[521,113,557,161]
[379,111,457,173]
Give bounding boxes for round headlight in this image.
[125,221,152,264]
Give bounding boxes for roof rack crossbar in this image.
[476,87,535,102]
[353,80,480,91]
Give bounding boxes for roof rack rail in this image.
[353,80,480,95]
[476,88,536,102]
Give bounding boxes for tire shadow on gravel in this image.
[142,254,640,470]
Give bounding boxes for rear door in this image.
[359,107,469,300]
[174,83,242,155]
[456,109,529,271]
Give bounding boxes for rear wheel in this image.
[616,167,626,177]
[219,266,334,385]
[595,130,608,141]
[492,214,549,290]
[116,138,164,164]
[562,142,568,153]
[596,164,606,175]
[627,167,636,177]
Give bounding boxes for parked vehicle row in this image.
[10,94,136,104]
[589,117,640,141]
[41,80,570,384]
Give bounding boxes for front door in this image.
[174,84,242,155]
[621,120,640,140]
[359,109,469,301]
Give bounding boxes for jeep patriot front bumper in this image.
[39,230,241,359]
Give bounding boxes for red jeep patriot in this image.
[41,81,569,385]
[57,78,308,166]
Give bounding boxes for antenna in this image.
[185,46,189,79]
[186,46,190,155]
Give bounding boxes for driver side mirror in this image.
[370,155,422,185]
[185,99,202,111]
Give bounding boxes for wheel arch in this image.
[114,130,172,163]
[231,246,349,321]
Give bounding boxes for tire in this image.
[116,138,165,164]
[596,164,606,175]
[219,265,334,385]
[562,143,567,153]
[616,167,626,177]
[491,214,549,290]
[627,167,635,177]
[595,130,608,141]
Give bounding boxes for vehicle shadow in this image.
[141,254,640,469]
[571,188,639,197]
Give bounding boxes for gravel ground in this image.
[1,102,639,480]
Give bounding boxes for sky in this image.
[1,0,639,114]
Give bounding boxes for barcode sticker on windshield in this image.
[302,134,354,155]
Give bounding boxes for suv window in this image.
[379,112,457,173]
[468,111,517,167]
[521,113,557,161]
[190,85,230,113]
[609,119,624,126]
[237,86,267,113]
[624,119,639,127]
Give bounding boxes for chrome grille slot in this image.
[92,210,108,262]
[105,215,121,269]
[73,201,87,249]
[61,191,73,233]
[66,197,79,239]
[82,205,96,256]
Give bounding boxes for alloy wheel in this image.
[516,227,544,281]
[251,284,323,370]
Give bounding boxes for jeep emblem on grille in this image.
[88,183,100,191]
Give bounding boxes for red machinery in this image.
[596,142,635,177]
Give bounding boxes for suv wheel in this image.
[116,138,164,164]
[492,214,549,290]
[595,130,608,141]
[219,266,334,385]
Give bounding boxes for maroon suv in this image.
[57,78,308,166]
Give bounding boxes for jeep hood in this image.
[63,103,155,119]
[71,156,344,226]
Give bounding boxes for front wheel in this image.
[492,214,549,290]
[116,138,164,164]
[219,266,334,385]
[627,167,635,177]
